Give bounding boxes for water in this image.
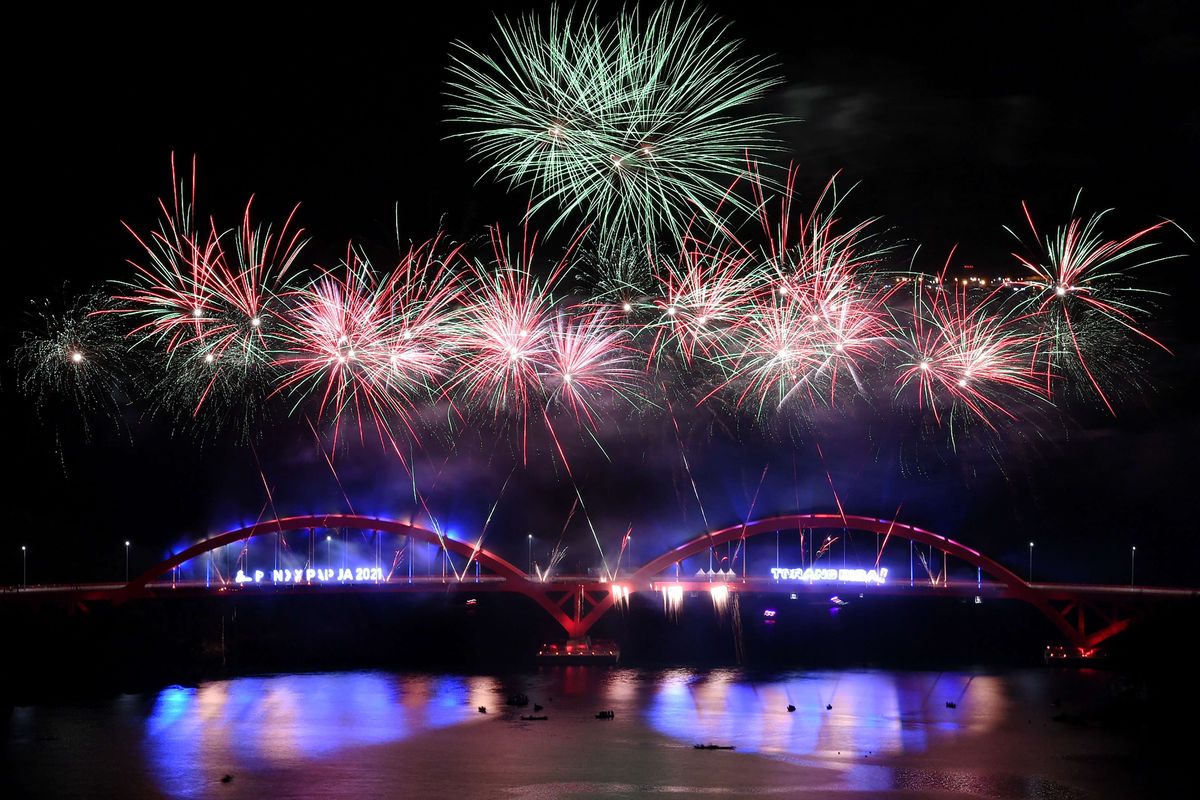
[5,668,1151,799]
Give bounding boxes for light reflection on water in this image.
[646,669,1002,759]
[145,673,491,798]
[7,667,1135,799]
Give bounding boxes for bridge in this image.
[8,513,1197,657]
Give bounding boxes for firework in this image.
[14,292,132,437]
[447,3,781,243]
[111,154,213,352]
[575,234,657,306]
[647,233,758,365]
[543,306,645,427]
[699,168,897,412]
[445,225,569,428]
[112,157,307,425]
[1007,197,1179,414]
[895,268,1048,440]
[273,237,464,453]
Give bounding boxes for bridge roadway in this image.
[6,576,1196,604]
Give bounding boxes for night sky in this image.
[5,2,1198,586]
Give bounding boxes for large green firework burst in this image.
[447,3,782,244]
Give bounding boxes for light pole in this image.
[1028,542,1034,583]
[125,541,131,582]
[528,534,533,575]
[1131,546,1136,586]
[21,545,26,588]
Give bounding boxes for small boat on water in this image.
[945,701,957,709]
[786,704,796,712]
[536,637,620,664]
[595,710,614,719]
[506,693,530,706]
[520,715,549,721]
[693,744,735,750]
[477,706,487,714]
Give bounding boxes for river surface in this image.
[5,667,1153,799]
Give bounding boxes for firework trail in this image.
[1007,196,1180,414]
[447,3,781,243]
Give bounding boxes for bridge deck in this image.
[4,577,1197,602]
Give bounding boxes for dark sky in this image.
[5,2,1198,586]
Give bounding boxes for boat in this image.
[505,693,529,706]
[786,704,796,712]
[594,710,614,719]
[520,715,548,721]
[1044,644,1109,666]
[536,637,620,664]
[693,744,735,750]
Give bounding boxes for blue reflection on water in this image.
[145,672,480,798]
[647,670,997,761]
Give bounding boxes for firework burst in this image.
[698,168,897,413]
[1007,196,1180,414]
[273,237,464,454]
[648,234,757,365]
[447,3,781,242]
[576,234,657,307]
[446,226,571,430]
[14,291,132,437]
[543,306,645,428]
[111,157,307,426]
[895,267,1048,441]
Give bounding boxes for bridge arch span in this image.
[629,513,1083,648]
[125,514,586,635]
[127,514,528,590]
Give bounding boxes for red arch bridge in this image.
[13,513,1198,657]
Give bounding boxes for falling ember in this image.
[710,583,730,614]
[663,584,684,618]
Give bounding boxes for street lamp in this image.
[21,545,26,589]
[527,534,533,575]
[1028,542,1034,583]
[125,541,131,582]
[1131,546,1137,586]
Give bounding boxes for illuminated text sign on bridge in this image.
[234,567,386,585]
